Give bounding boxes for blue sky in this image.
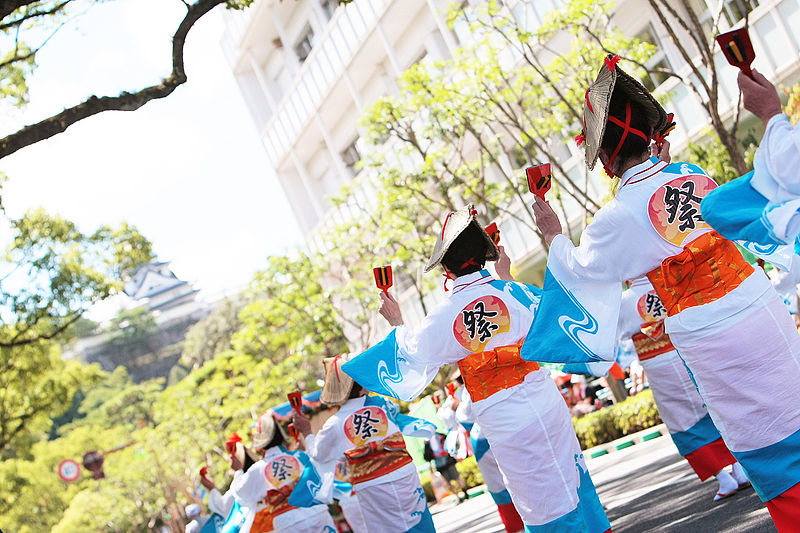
[0,0,304,308]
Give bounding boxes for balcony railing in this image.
[260,0,389,167]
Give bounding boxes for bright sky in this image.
[0,0,304,307]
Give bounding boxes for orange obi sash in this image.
[632,321,675,362]
[457,341,540,402]
[344,432,412,485]
[647,230,753,316]
[266,483,296,517]
[250,507,274,532]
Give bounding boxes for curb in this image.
[584,423,668,459]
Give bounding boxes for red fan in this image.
[287,391,303,414]
[373,266,393,294]
[526,164,552,200]
[716,27,755,78]
[485,222,500,245]
[288,423,298,439]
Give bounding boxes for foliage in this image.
[181,297,247,369]
[0,209,151,456]
[679,128,759,185]
[572,389,662,449]
[0,341,103,459]
[784,83,800,125]
[234,253,351,370]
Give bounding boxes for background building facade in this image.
[222,0,800,346]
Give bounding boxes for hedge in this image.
[572,389,662,449]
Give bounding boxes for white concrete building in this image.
[222,0,800,344]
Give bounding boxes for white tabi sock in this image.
[731,462,749,485]
[715,469,738,495]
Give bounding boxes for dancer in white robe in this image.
[343,208,611,532]
[230,411,335,533]
[619,278,749,500]
[455,387,524,532]
[532,54,800,531]
[296,355,437,533]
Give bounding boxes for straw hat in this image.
[424,204,499,272]
[251,410,287,451]
[321,354,356,405]
[582,54,668,170]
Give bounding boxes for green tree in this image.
[181,297,247,370]
[0,208,152,456]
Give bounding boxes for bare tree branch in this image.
[0,0,225,159]
[0,0,71,31]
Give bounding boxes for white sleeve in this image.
[436,401,458,431]
[185,521,200,533]
[395,301,470,367]
[761,114,800,194]
[549,202,647,283]
[617,290,642,339]
[208,488,234,519]
[455,389,474,425]
[305,416,347,464]
[230,462,269,508]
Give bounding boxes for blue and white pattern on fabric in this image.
[404,502,436,533]
[342,329,439,401]
[287,448,331,508]
[702,170,800,246]
[366,394,437,439]
[520,259,620,365]
[539,361,615,377]
[522,454,610,533]
[219,501,247,533]
[199,513,225,533]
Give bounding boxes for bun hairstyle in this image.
[441,224,490,277]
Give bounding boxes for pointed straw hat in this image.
[321,354,356,405]
[250,410,287,451]
[582,54,668,170]
[424,203,499,272]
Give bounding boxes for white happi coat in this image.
[750,114,800,242]
[230,446,333,533]
[552,156,800,460]
[618,279,707,435]
[387,270,590,526]
[304,395,433,533]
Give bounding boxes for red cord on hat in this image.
[604,54,621,71]
[460,257,479,269]
[606,102,650,171]
[442,271,456,292]
[332,354,341,382]
[574,131,586,147]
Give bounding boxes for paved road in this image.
[432,435,776,532]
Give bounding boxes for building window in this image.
[294,25,316,63]
[341,138,361,174]
[692,0,760,32]
[718,0,760,26]
[635,24,672,92]
[320,0,337,19]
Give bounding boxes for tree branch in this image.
[0,0,71,31]
[0,0,225,159]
